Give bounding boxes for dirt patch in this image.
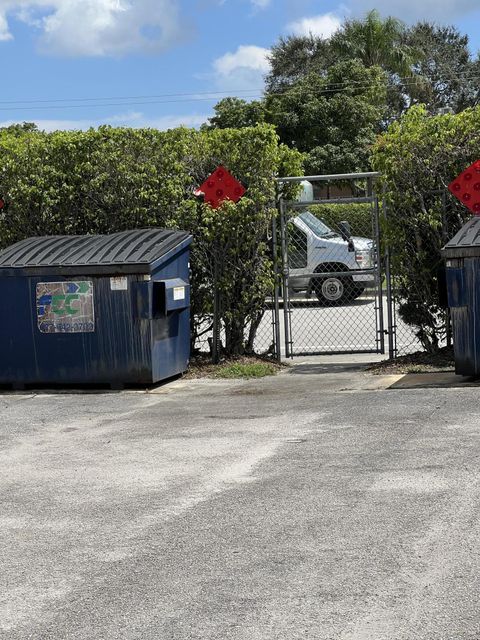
[367,347,455,375]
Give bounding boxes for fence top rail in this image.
[276,171,381,184]
[285,196,377,207]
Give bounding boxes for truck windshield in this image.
[298,212,335,238]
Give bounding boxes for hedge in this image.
[373,105,475,352]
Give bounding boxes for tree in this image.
[265,35,335,94]
[405,22,480,113]
[331,10,417,77]
[207,13,480,180]
[203,97,265,130]
[207,57,387,174]
[330,10,422,121]
[266,59,387,174]
[211,11,417,173]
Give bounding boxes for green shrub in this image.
[373,105,474,352]
[309,203,373,237]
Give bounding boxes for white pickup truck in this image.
[288,182,375,306]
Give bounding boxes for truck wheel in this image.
[313,275,351,306]
[348,284,365,301]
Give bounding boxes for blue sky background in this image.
[0,0,479,131]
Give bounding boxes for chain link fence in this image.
[386,188,469,357]
[192,180,467,364]
[191,232,278,362]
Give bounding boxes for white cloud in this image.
[0,9,12,40]
[0,111,210,132]
[349,0,479,22]
[211,44,270,91]
[250,0,271,9]
[287,12,342,38]
[214,45,270,75]
[0,0,188,56]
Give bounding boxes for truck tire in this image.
[313,276,364,306]
[349,284,365,301]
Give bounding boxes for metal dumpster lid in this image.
[443,217,480,259]
[0,228,192,276]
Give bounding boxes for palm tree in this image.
[331,10,420,78]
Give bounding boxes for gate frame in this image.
[274,171,394,359]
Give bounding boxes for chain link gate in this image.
[274,172,391,358]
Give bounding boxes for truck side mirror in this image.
[338,220,352,242]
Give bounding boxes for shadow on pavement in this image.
[0,373,183,395]
[388,372,480,389]
[288,362,372,375]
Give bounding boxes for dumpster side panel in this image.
[0,277,38,383]
[446,266,466,308]
[451,307,474,375]
[88,277,153,383]
[150,246,191,382]
[449,258,480,376]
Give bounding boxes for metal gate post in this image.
[383,189,395,359]
[374,195,385,354]
[212,255,221,364]
[279,199,292,358]
[441,189,453,348]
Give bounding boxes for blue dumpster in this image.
[0,228,192,387]
[443,216,480,376]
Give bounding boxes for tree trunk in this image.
[225,320,245,356]
[245,311,265,354]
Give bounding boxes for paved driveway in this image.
[2,368,480,639]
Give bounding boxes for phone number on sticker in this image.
[40,321,95,333]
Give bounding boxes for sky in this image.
[0,0,479,132]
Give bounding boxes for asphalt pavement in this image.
[2,365,480,639]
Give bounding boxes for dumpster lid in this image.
[0,228,192,276]
[443,217,480,259]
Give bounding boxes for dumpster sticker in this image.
[173,286,186,301]
[110,276,128,291]
[36,281,95,333]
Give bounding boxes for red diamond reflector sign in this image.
[194,166,246,209]
[449,160,480,215]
